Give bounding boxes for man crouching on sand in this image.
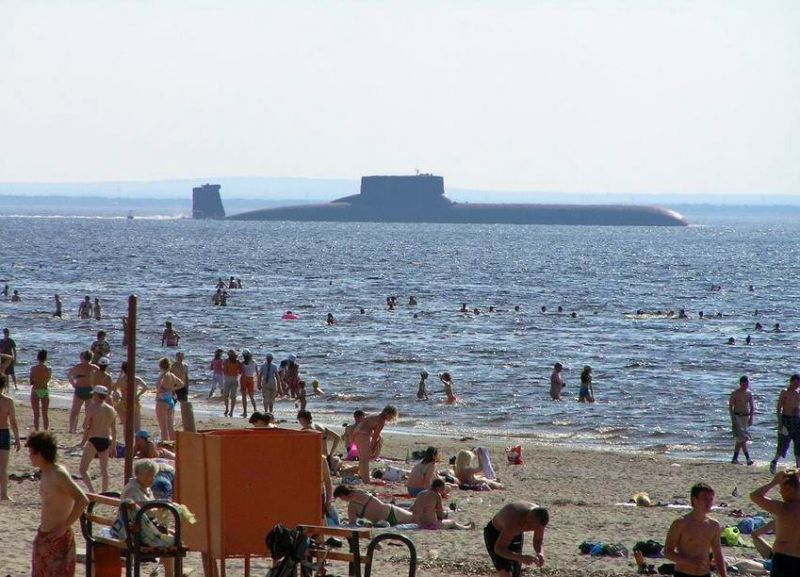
[484,501,548,577]
[28,431,88,577]
[664,482,726,577]
[750,471,800,577]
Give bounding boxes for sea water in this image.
[0,215,797,461]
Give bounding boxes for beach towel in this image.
[475,447,497,480]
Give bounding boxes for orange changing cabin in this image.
[175,428,323,572]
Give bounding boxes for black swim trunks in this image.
[89,437,111,453]
[771,552,800,577]
[673,572,710,577]
[175,386,188,402]
[484,521,523,577]
[0,429,10,451]
[75,386,93,401]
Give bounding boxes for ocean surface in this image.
[1,213,798,462]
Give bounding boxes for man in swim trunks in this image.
[78,295,93,320]
[750,471,800,577]
[67,351,99,433]
[665,483,727,577]
[485,501,548,576]
[161,321,180,347]
[30,350,52,431]
[0,374,21,500]
[28,431,88,577]
[93,357,114,405]
[171,351,189,404]
[729,375,755,465]
[0,327,18,390]
[78,386,117,493]
[770,374,800,473]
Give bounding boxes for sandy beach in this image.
[0,392,781,577]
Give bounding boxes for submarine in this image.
[197,175,687,226]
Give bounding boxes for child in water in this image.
[440,372,458,404]
[417,370,429,400]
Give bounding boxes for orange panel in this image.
[176,428,323,558]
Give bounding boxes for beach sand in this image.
[0,398,776,577]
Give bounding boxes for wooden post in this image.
[124,295,137,482]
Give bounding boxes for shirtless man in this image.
[93,357,113,405]
[161,321,180,347]
[78,295,93,320]
[0,374,21,500]
[297,410,341,465]
[750,471,800,576]
[78,386,117,493]
[30,350,52,431]
[484,501,548,576]
[353,405,397,482]
[28,431,88,577]
[729,375,755,465]
[770,374,800,473]
[115,360,148,433]
[53,294,62,318]
[0,327,18,389]
[67,351,98,433]
[549,363,565,401]
[664,483,727,577]
[171,351,189,404]
[411,479,473,530]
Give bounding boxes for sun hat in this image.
[98,357,110,366]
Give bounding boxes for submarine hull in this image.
[228,201,687,226]
[220,174,687,226]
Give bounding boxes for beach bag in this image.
[721,525,743,546]
[633,540,663,557]
[265,524,298,559]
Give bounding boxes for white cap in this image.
[98,357,110,366]
[93,385,109,396]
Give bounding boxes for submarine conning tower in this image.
[192,184,226,219]
[350,174,451,207]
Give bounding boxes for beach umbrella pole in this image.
[124,295,137,482]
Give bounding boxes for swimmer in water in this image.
[773,323,782,332]
[440,372,458,404]
[460,303,468,313]
[311,380,324,395]
[578,366,594,403]
[727,337,736,345]
[746,335,752,345]
[473,308,480,315]
[409,296,417,306]
[53,294,62,318]
[549,363,565,401]
[417,370,429,400]
[360,308,365,314]
[514,305,520,312]
[326,313,336,325]
[541,306,546,313]
[755,322,763,331]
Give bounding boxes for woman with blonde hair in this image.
[352,405,397,483]
[454,449,504,490]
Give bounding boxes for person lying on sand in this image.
[333,485,413,527]
[410,479,474,530]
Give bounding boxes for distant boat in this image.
[127,210,134,220]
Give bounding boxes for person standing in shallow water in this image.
[30,350,52,431]
[579,366,594,402]
[729,375,755,465]
[549,363,565,401]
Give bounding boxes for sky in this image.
[1,1,798,197]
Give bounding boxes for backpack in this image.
[265,525,297,560]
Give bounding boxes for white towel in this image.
[475,447,497,480]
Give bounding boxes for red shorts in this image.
[240,375,255,395]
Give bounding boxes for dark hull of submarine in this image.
[225,175,688,226]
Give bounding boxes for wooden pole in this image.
[124,295,137,482]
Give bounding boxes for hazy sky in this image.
[2,1,798,196]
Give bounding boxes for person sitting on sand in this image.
[133,430,175,460]
[248,412,277,428]
[549,362,565,401]
[440,372,458,404]
[455,449,504,490]
[750,471,800,576]
[417,370,429,400]
[579,365,595,403]
[352,405,397,483]
[407,446,440,497]
[485,501,549,576]
[0,373,21,501]
[664,482,727,577]
[411,479,474,530]
[333,485,414,527]
[297,410,341,465]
